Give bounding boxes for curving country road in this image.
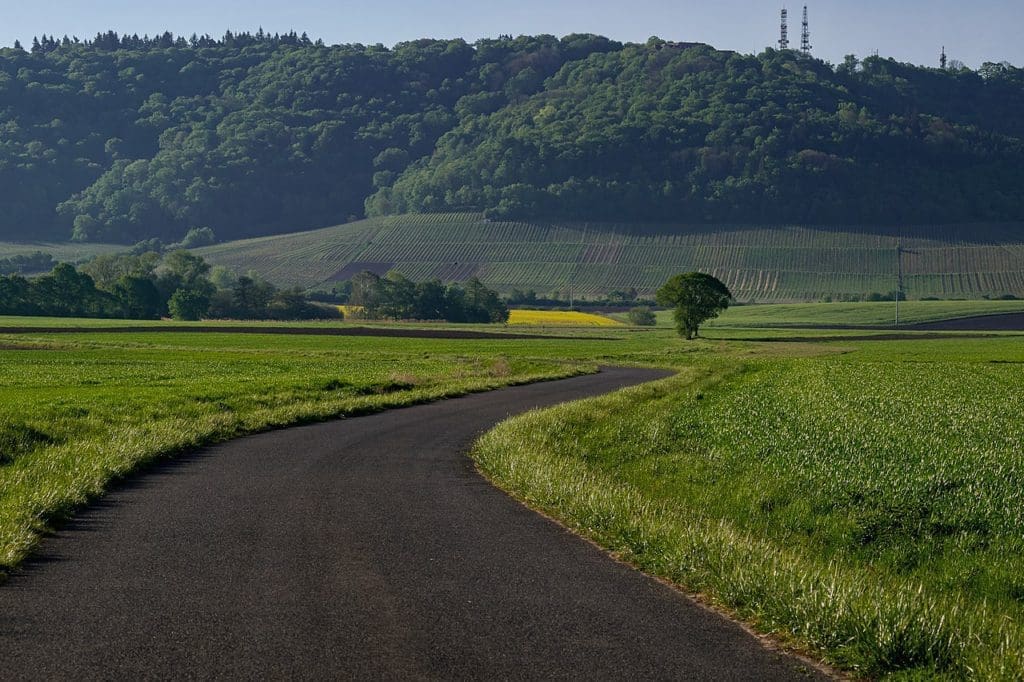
[0,368,826,680]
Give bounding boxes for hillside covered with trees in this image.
[0,31,1022,244]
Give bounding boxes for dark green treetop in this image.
[656,272,732,339]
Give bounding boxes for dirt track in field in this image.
[0,368,825,680]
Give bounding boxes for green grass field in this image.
[4,315,1024,678]
[475,334,1024,679]
[195,213,1024,302]
[700,300,1024,328]
[0,241,123,266]
[610,299,1024,329]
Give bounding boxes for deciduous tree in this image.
[656,272,732,339]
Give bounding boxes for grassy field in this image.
[195,213,1024,302]
[475,333,1024,679]
[701,300,1024,328]
[4,315,1024,677]
[611,299,1024,330]
[0,241,123,265]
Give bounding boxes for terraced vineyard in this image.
[199,213,1024,302]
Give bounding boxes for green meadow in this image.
[3,313,1024,678]
[701,299,1024,328]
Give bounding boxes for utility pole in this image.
[895,241,903,327]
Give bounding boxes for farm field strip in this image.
[192,214,1024,301]
[702,300,1024,328]
[0,241,123,263]
[506,310,623,326]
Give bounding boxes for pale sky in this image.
[2,0,1021,68]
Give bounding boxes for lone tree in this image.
[656,272,732,339]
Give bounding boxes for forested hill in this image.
[1,32,1022,244]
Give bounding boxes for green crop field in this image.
[0,241,123,267]
[613,300,1024,329]
[699,300,1024,328]
[195,213,1024,302]
[4,316,1024,678]
[475,333,1024,679]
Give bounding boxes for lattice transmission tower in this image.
[779,8,790,50]
[801,6,812,55]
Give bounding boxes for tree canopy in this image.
[0,33,1021,244]
[344,271,509,323]
[0,250,336,321]
[656,272,732,339]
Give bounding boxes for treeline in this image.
[0,252,57,275]
[0,34,1022,244]
[22,29,322,54]
[340,272,509,323]
[0,251,335,320]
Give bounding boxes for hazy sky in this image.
[3,0,1021,68]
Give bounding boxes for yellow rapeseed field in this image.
[507,309,624,326]
[337,305,365,318]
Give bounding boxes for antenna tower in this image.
[800,6,811,55]
[779,8,789,50]
[940,46,947,69]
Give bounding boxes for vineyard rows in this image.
[192,214,1024,302]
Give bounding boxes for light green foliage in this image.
[626,306,656,326]
[474,336,1024,678]
[167,289,209,321]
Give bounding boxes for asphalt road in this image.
[0,368,826,680]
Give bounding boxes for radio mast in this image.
[779,8,790,50]
[801,6,812,55]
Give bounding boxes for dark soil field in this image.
[908,312,1024,331]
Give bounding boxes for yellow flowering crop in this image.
[508,309,624,326]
